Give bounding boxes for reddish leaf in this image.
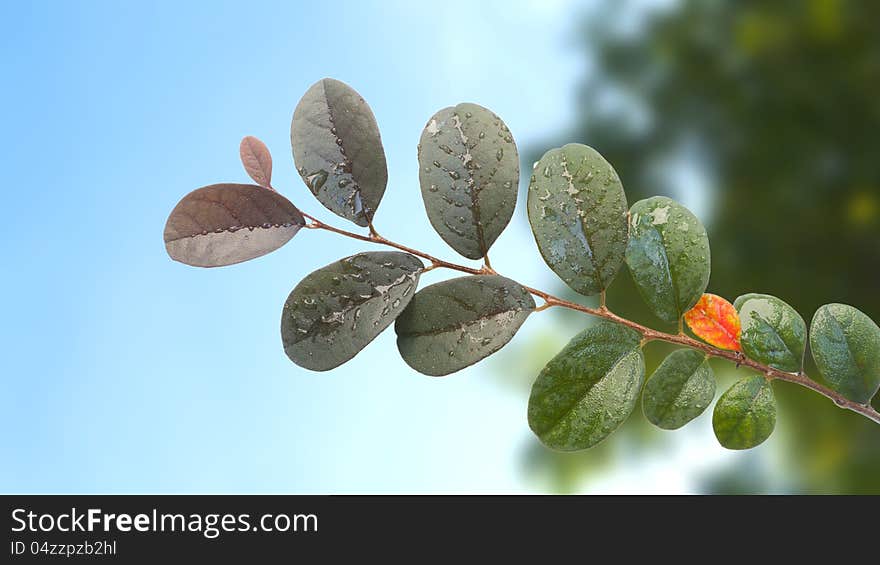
[164,183,304,267]
[684,294,742,351]
[240,135,273,188]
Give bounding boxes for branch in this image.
[302,213,880,426]
[302,212,494,276]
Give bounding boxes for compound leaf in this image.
[684,293,742,351]
[810,303,880,404]
[164,183,305,267]
[527,144,629,297]
[395,275,534,376]
[735,293,806,372]
[291,78,387,226]
[418,103,519,259]
[643,349,715,430]
[712,375,776,450]
[281,251,422,371]
[528,322,645,451]
[239,135,273,187]
[625,196,711,324]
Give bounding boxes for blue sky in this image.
[0,0,593,492]
[3,0,772,494]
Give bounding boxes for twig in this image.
[302,213,496,276]
[302,212,880,425]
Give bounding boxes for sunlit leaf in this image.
[239,135,273,187]
[417,104,519,259]
[291,78,387,226]
[810,303,880,404]
[528,322,645,451]
[684,293,741,351]
[625,196,711,324]
[395,275,534,376]
[164,183,305,267]
[281,251,423,371]
[643,349,715,430]
[712,375,776,450]
[527,144,629,297]
[734,293,806,372]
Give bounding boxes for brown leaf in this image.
[239,135,273,187]
[164,183,304,267]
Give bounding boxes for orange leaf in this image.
[684,294,742,351]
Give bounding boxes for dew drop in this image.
[305,170,329,192]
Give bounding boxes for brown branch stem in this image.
[302,213,880,426]
[302,213,493,276]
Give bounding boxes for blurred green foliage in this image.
[520,0,880,493]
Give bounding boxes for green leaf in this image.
[810,303,880,404]
[528,322,645,451]
[164,183,305,267]
[417,104,519,259]
[734,293,806,372]
[527,144,629,296]
[712,375,776,450]
[290,78,387,226]
[625,196,710,324]
[642,349,715,430]
[395,275,534,376]
[732,293,762,310]
[281,251,422,371]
